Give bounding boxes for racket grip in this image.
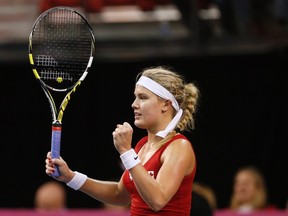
[50,122,62,177]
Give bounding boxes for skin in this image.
[46,84,196,212]
[233,170,258,206]
[34,181,66,211]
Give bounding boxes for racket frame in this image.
[28,6,95,177]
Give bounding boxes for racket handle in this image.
[50,122,62,177]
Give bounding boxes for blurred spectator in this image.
[34,181,67,211]
[229,166,276,213]
[213,0,275,38]
[38,0,103,13]
[38,0,173,13]
[191,182,217,216]
[273,0,288,35]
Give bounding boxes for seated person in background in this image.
[191,182,217,216]
[34,181,66,211]
[229,165,275,213]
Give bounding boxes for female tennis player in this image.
[45,66,200,216]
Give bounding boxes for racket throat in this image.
[52,121,62,131]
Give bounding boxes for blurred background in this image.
[0,0,287,211]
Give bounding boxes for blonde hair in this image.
[137,66,199,131]
[193,182,217,210]
[230,166,267,210]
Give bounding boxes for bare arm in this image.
[79,175,130,206]
[45,152,130,206]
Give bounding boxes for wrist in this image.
[120,149,141,170]
[66,171,87,190]
[65,170,76,183]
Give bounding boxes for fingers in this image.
[113,122,131,140]
[45,151,61,176]
[114,122,132,132]
[45,155,55,175]
[113,122,133,152]
[123,122,132,129]
[45,152,70,181]
[46,151,52,158]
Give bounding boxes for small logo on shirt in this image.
[134,156,138,160]
[148,171,154,178]
[129,170,155,181]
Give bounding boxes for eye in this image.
[139,95,147,100]
[136,93,149,100]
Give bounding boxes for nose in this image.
[131,98,138,109]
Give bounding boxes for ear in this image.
[161,100,172,112]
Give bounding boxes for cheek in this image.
[142,109,157,120]
[144,103,161,115]
[140,105,160,122]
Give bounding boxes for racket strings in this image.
[31,8,94,88]
[35,55,73,82]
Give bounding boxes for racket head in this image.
[28,6,95,92]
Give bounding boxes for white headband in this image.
[136,76,183,138]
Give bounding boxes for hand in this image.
[112,122,133,154]
[45,152,75,183]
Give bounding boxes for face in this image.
[132,84,166,132]
[35,184,65,210]
[233,170,258,204]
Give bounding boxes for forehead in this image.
[236,171,255,181]
[134,84,154,95]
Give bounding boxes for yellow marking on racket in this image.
[29,54,40,79]
[29,54,34,65]
[58,81,81,122]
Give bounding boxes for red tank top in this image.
[122,134,196,216]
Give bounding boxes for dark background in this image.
[0,0,288,211]
[0,43,287,210]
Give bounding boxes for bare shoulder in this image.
[163,136,194,158]
[172,136,193,149]
[161,136,195,175]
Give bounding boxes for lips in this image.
[134,112,141,119]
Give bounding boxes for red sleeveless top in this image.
[122,134,196,216]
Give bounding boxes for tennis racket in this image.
[28,6,95,177]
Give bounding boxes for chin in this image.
[134,121,145,129]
